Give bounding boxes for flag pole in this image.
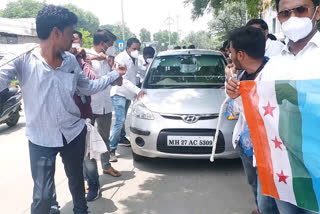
[0,45,39,68]
[210,97,229,162]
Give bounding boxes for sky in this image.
[0,0,213,39]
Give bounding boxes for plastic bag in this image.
[85,119,108,160]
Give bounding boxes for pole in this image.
[121,0,125,41]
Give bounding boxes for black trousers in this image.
[29,127,88,214]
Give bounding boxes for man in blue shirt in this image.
[0,5,125,214]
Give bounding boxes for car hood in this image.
[142,88,226,114]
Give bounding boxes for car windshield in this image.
[143,54,226,89]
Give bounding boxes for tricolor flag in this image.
[240,80,320,213]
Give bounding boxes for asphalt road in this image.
[0,110,255,214]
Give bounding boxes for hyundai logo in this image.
[182,115,200,124]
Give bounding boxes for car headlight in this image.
[132,102,154,120]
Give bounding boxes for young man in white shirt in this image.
[246,19,285,58]
[83,29,122,202]
[109,38,145,162]
[227,0,320,213]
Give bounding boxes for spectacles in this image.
[277,6,315,21]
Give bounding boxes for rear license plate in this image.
[167,136,214,147]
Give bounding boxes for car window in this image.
[143,54,226,89]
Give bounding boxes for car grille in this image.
[157,129,225,154]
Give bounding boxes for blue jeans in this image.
[275,199,318,214]
[83,113,112,187]
[237,144,279,213]
[237,144,258,208]
[29,128,88,214]
[109,95,131,151]
[257,175,279,214]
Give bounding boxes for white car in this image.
[130,49,238,161]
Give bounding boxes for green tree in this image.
[0,0,100,35]
[181,31,217,49]
[153,30,179,51]
[184,0,273,19]
[208,1,247,42]
[100,23,136,41]
[64,4,99,34]
[0,0,45,18]
[79,28,93,48]
[139,28,151,44]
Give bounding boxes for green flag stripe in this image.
[275,81,319,211]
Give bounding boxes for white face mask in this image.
[146,58,153,64]
[106,46,116,57]
[281,7,318,42]
[72,43,81,48]
[228,53,232,59]
[130,50,139,59]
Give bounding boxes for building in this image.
[0,18,39,44]
[262,0,284,40]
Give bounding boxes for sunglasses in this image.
[277,6,315,21]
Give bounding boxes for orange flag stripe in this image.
[240,81,279,199]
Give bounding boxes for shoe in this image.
[103,167,121,177]
[49,205,60,214]
[86,184,100,202]
[110,150,118,162]
[119,137,131,147]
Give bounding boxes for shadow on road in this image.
[60,197,118,214]
[0,121,26,136]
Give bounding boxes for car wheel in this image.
[132,150,146,162]
[6,110,20,127]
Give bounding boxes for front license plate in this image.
[167,136,214,147]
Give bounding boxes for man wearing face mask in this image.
[109,38,146,162]
[136,46,156,87]
[82,29,122,202]
[227,0,320,213]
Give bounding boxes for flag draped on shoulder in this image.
[240,80,320,213]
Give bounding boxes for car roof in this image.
[156,49,223,57]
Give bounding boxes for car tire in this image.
[6,110,20,127]
[132,150,146,162]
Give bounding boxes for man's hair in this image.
[276,0,319,11]
[73,30,82,40]
[222,40,230,50]
[36,5,77,40]
[228,26,266,59]
[268,34,277,41]
[143,46,155,57]
[174,46,181,49]
[246,19,268,31]
[93,29,117,46]
[188,44,196,49]
[127,38,141,48]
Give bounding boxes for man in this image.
[227,0,320,213]
[246,19,285,57]
[83,29,122,202]
[0,5,125,214]
[226,26,279,214]
[137,46,156,87]
[109,38,145,162]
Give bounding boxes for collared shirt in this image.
[0,48,119,147]
[261,32,320,81]
[265,38,285,58]
[111,51,141,100]
[90,48,113,115]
